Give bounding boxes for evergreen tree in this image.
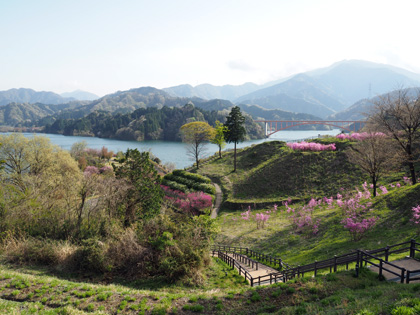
[224,106,246,172]
[113,149,164,226]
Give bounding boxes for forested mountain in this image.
[163,82,259,101]
[44,103,265,141]
[0,88,74,106]
[60,90,99,101]
[0,102,86,126]
[236,74,342,118]
[235,60,420,118]
[328,86,420,121]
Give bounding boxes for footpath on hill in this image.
[211,183,222,219]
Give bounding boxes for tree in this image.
[180,121,215,169]
[211,120,228,158]
[113,149,164,227]
[370,89,420,184]
[346,133,395,197]
[224,106,246,172]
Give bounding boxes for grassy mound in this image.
[197,140,365,206]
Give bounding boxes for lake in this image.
[2,129,341,169]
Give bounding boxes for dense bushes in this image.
[0,210,217,284]
[0,134,216,284]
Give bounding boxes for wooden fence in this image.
[210,245,291,270]
[213,239,420,286]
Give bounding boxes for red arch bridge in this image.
[254,120,366,137]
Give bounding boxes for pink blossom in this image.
[379,186,388,194]
[84,166,99,176]
[286,141,336,151]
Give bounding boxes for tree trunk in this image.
[218,145,222,158]
[233,142,237,172]
[372,177,377,197]
[195,143,199,169]
[409,161,417,185]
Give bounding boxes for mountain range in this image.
[164,60,420,118]
[1,60,420,125]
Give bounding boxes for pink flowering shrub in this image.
[286,141,336,151]
[84,165,99,176]
[287,198,322,236]
[241,207,251,220]
[99,165,113,174]
[161,185,212,214]
[411,205,420,224]
[256,213,270,228]
[336,132,387,141]
[341,216,378,241]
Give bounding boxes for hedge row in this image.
[163,171,215,196]
[161,179,189,193]
[172,170,211,184]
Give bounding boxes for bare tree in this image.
[346,133,395,197]
[369,89,420,184]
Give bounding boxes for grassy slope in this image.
[197,140,420,266]
[198,140,365,204]
[2,264,420,314]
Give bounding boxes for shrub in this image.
[73,238,108,273]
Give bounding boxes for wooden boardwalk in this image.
[225,253,279,279]
[368,257,420,282]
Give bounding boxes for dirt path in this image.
[211,183,222,219]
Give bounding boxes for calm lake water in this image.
[3,129,341,169]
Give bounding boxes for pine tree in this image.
[224,106,246,172]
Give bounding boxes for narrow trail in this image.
[211,183,222,219]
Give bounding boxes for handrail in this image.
[213,239,418,285]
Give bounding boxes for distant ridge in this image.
[60,90,99,101]
[0,88,74,106]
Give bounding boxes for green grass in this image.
[214,183,420,266]
[197,140,366,206]
[0,255,249,314]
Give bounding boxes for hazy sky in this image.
[1,0,420,96]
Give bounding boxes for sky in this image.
[1,0,420,97]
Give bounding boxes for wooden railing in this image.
[213,239,420,285]
[210,245,290,270]
[213,250,284,287]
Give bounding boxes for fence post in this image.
[410,239,416,258]
[379,260,383,279]
[246,248,249,256]
[355,250,360,278]
[385,246,389,262]
[334,255,337,272]
[407,270,411,284]
[251,277,254,287]
[314,261,317,277]
[400,268,406,284]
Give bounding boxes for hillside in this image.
[235,60,420,118]
[0,88,74,106]
[43,104,265,141]
[329,86,420,120]
[163,82,259,101]
[60,90,100,101]
[197,139,364,204]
